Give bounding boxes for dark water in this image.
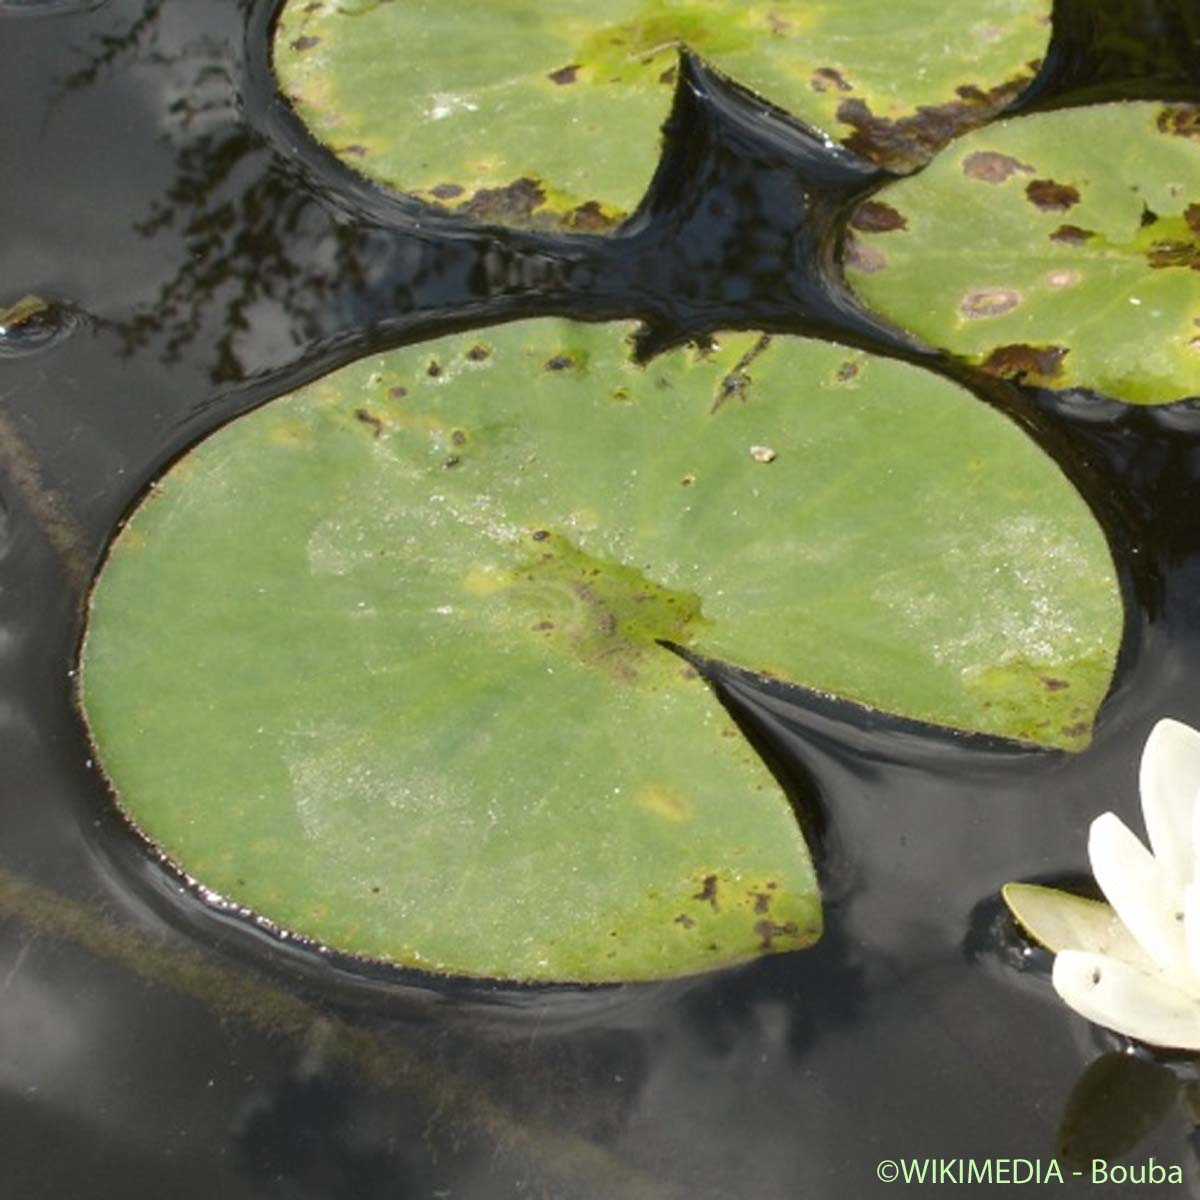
[2,1,1200,1196]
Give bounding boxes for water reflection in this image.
[48,0,159,92]
[234,1039,438,1199]
[1057,1052,1182,1169]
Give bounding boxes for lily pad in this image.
[845,102,1200,404]
[81,319,1120,982]
[272,0,1051,229]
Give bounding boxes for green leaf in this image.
[272,0,1051,228]
[81,320,1120,982]
[846,102,1200,405]
[1001,882,1152,967]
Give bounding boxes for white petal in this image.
[1089,812,1191,983]
[1053,950,1200,1050]
[1193,787,1200,882]
[1186,884,1200,980]
[1139,717,1200,890]
[1002,882,1154,967]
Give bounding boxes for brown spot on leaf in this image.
[1026,179,1081,211]
[658,65,677,86]
[450,429,468,447]
[752,892,772,914]
[548,64,580,85]
[961,150,1033,183]
[531,620,555,632]
[850,201,907,233]
[465,344,490,362]
[980,343,1068,382]
[1157,104,1200,139]
[844,237,887,274]
[1147,241,1200,270]
[354,408,383,438]
[388,385,408,400]
[531,529,550,542]
[754,919,800,950]
[427,360,442,378]
[836,361,860,381]
[430,182,465,200]
[1062,721,1090,739]
[674,913,696,929]
[567,201,613,232]
[1046,269,1081,289]
[1041,677,1070,691]
[960,288,1022,319]
[290,35,320,51]
[810,66,852,93]
[680,474,695,487]
[545,354,575,371]
[1186,204,1200,234]
[443,456,461,469]
[463,177,546,224]
[1049,224,1095,245]
[766,11,792,34]
[835,75,1032,173]
[339,144,368,158]
[694,874,719,911]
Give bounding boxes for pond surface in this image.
[2,1,1200,1196]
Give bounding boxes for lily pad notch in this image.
[271,0,1052,230]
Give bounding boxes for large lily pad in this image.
[81,319,1120,982]
[272,0,1051,229]
[846,102,1200,405]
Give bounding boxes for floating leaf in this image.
[846,102,1200,404]
[81,320,1120,982]
[272,0,1051,228]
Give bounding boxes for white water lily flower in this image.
[1003,718,1200,1051]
